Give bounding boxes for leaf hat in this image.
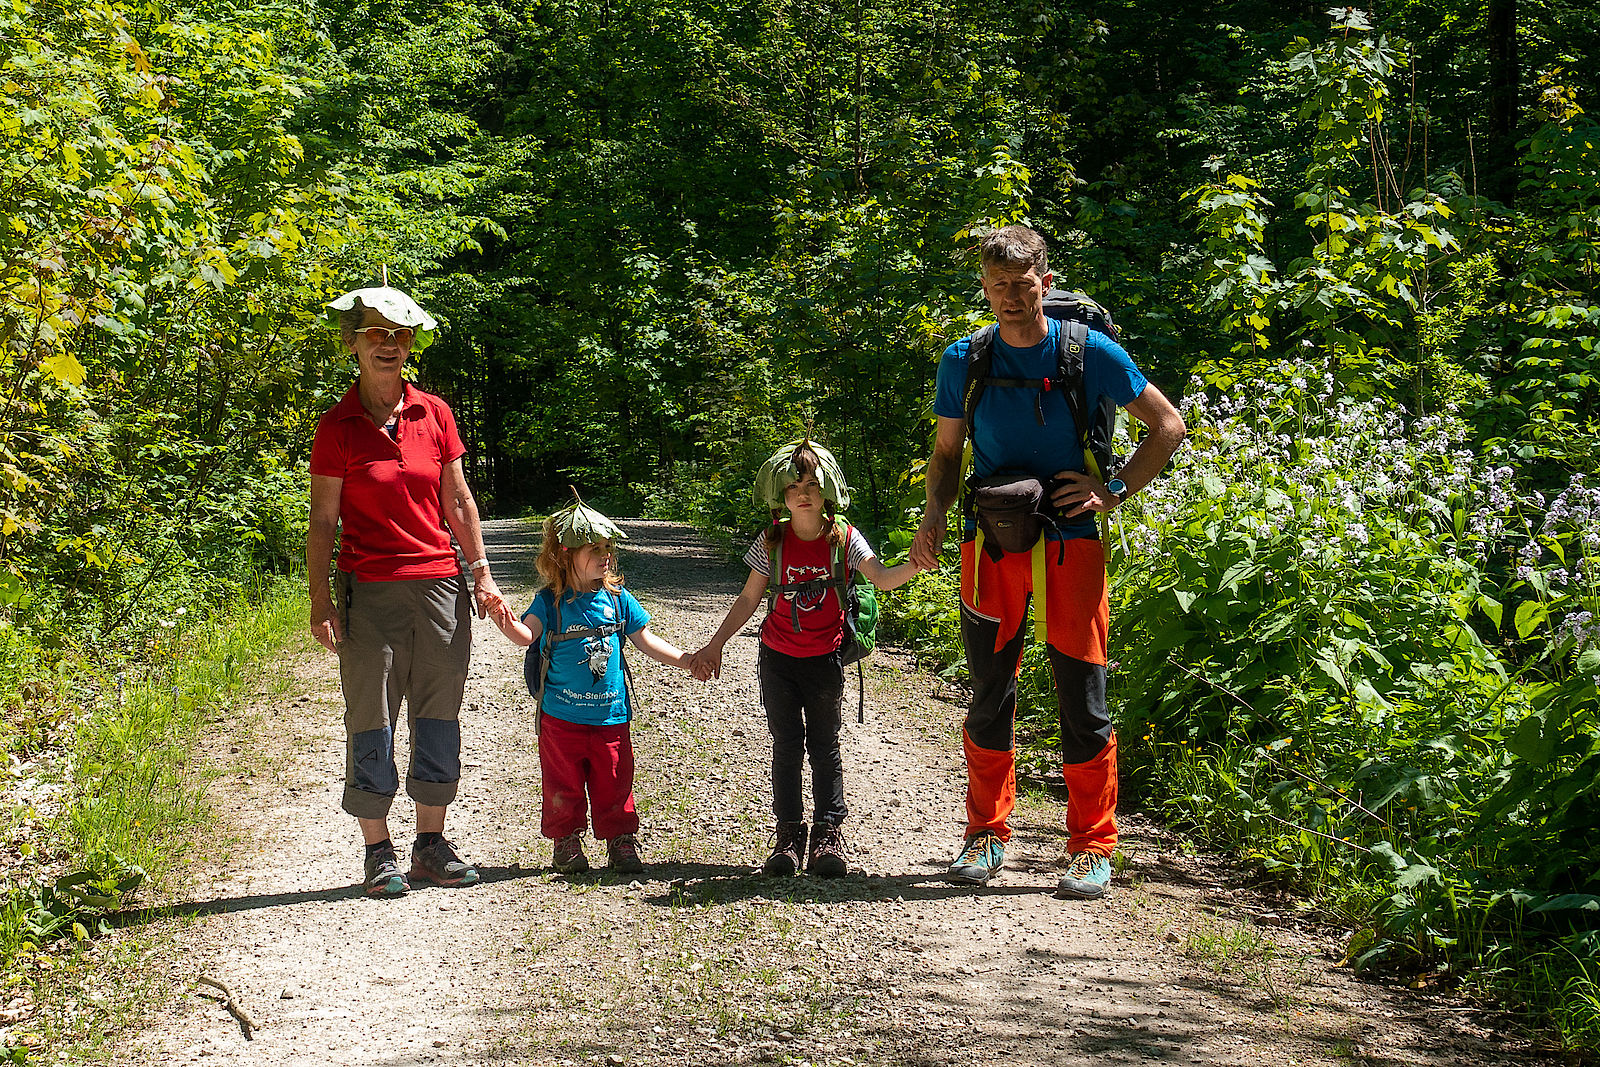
[549,491,629,548]
[324,285,439,353]
[753,437,851,509]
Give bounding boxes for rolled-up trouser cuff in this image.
[407,775,459,808]
[342,785,396,820]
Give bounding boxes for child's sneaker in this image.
[1056,850,1112,899]
[607,833,645,874]
[552,831,589,874]
[763,822,808,877]
[946,830,1004,885]
[807,823,848,878]
[409,835,480,887]
[364,845,409,898]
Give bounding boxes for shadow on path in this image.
[107,864,546,927]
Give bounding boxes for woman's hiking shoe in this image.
[409,836,480,887]
[364,846,409,898]
[552,832,590,874]
[807,823,848,878]
[763,822,808,876]
[946,830,1004,885]
[607,833,645,874]
[1056,850,1112,899]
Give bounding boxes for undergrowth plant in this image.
[0,579,307,1056]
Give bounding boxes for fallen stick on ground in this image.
[196,975,256,1040]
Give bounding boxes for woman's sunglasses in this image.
[359,326,415,346]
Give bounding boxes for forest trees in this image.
[1,0,352,657]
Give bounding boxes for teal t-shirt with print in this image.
[524,586,649,726]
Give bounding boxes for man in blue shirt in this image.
[909,225,1186,898]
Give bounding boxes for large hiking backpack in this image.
[959,288,1120,487]
[522,588,637,731]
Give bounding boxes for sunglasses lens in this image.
[362,327,414,346]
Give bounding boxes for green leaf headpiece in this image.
[549,493,629,548]
[753,438,851,509]
[324,285,439,353]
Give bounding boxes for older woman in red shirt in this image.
[307,284,503,897]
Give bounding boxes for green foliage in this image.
[0,0,348,657]
[0,580,305,976]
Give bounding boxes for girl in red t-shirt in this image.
[691,440,923,877]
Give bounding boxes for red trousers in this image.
[538,713,639,840]
[959,537,1118,856]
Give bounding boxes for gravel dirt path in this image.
[120,520,1529,1066]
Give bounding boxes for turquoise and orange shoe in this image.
[1056,851,1112,899]
[946,830,1004,885]
[364,846,409,898]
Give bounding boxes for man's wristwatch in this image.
[1106,477,1129,505]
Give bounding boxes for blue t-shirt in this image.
[523,586,650,726]
[933,318,1148,539]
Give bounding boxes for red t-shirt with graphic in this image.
[744,524,874,658]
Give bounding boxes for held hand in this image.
[1050,470,1116,517]
[309,600,342,653]
[473,575,505,620]
[689,646,723,681]
[908,513,948,571]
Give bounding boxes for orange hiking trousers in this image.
[958,537,1118,856]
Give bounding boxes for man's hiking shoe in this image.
[946,830,1004,885]
[364,846,409,898]
[552,832,590,874]
[807,823,848,878]
[1056,850,1112,899]
[607,833,645,875]
[763,822,808,877]
[409,836,480,887]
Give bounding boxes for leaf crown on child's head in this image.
[753,436,851,509]
[547,488,629,549]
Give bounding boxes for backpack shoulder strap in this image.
[612,588,638,722]
[535,592,563,713]
[764,528,802,633]
[1056,319,1091,453]
[961,326,996,442]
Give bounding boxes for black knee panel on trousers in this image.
[1048,647,1112,764]
[960,602,1028,752]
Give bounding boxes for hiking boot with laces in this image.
[364,845,409,898]
[946,829,1005,885]
[552,831,590,874]
[763,822,808,877]
[1056,850,1112,899]
[807,823,848,878]
[607,833,645,874]
[409,836,480,887]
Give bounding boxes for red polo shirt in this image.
[310,382,467,580]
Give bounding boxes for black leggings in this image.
[759,646,847,826]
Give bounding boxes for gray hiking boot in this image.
[409,836,480,887]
